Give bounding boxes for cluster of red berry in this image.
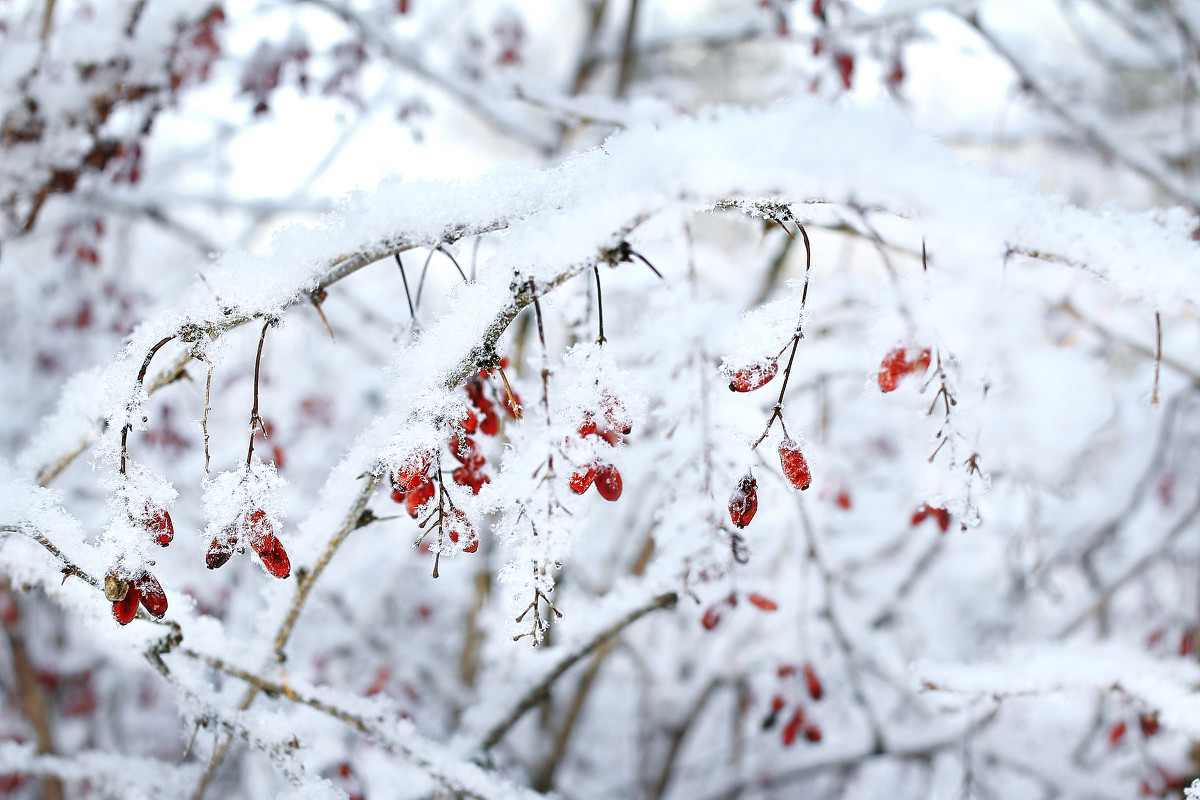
[206,508,291,579]
[569,394,631,502]
[700,590,779,630]
[107,504,175,625]
[763,662,824,746]
[877,346,931,393]
[911,503,951,532]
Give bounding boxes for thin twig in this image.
[245,320,272,467]
[120,335,176,475]
[593,266,605,344]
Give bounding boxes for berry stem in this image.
[593,265,605,344]
[246,320,271,467]
[394,253,416,321]
[120,335,176,475]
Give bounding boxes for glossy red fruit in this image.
[782,707,805,746]
[748,593,778,611]
[137,573,168,618]
[253,533,291,579]
[932,507,951,532]
[145,506,174,546]
[595,463,623,501]
[206,524,239,570]
[112,583,141,625]
[728,475,758,528]
[406,479,436,518]
[728,358,778,392]
[911,505,929,526]
[569,465,596,494]
[778,438,812,491]
[803,662,823,701]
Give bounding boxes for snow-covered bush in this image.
[2,1,1200,798]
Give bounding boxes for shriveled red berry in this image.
[145,506,174,546]
[728,475,758,528]
[803,662,823,701]
[570,465,596,494]
[206,525,239,570]
[406,479,436,518]
[748,593,778,611]
[778,438,812,491]
[1108,720,1127,745]
[112,583,141,625]
[595,463,623,501]
[728,358,778,392]
[137,573,168,618]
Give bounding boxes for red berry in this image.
[145,506,174,546]
[932,507,951,532]
[728,358,779,392]
[137,572,168,618]
[778,438,812,491]
[462,408,478,434]
[748,593,778,611]
[112,583,141,625]
[911,505,929,526]
[878,368,899,393]
[782,707,805,746]
[834,490,851,510]
[394,449,433,492]
[444,509,477,552]
[595,463,623,501]
[912,348,932,373]
[878,347,908,392]
[570,465,596,494]
[728,475,758,528]
[578,414,597,437]
[803,723,822,742]
[802,662,823,701]
[252,533,292,579]
[1108,720,1127,745]
[701,605,723,630]
[770,694,786,713]
[406,479,436,518]
[834,51,854,89]
[206,525,239,570]
[452,465,490,494]
[1139,713,1160,737]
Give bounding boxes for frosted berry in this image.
[778,438,812,491]
[252,531,291,579]
[878,347,908,393]
[394,449,433,492]
[137,572,168,618]
[570,465,596,494]
[445,509,478,553]
[578,413,597,437]
[728,358,778,392]
[594,463,623,501]
[406,479,436,518]
[145,506,174,547]
[728,475,758,528]
[206,524,239,570]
